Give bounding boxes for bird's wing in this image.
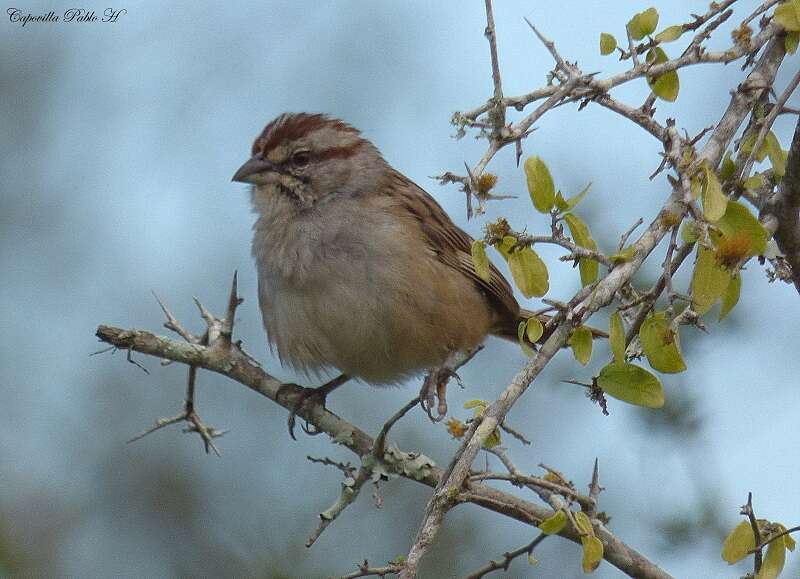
[391,171,520,324]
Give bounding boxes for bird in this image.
[233,113,555,436]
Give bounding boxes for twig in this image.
[742,492,763,573]
[739,70,800,182]
[306,397,421,548]
[337,560,403,579]
[463,533,547,578]
[749,524,800,554]
[618,218,644,252]
[498,420,531,446]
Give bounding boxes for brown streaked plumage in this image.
[233,113,556,431]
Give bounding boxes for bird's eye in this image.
[291,150,311,168]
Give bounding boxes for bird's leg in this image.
[282,374,350,440]
[420,348,483,422]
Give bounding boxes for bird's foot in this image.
[278,374,350,440]
[420,367,458,422]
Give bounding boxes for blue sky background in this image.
[1,1,798,577]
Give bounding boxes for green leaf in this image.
[774,0,800,32]
[609,311,626,364]
[574,511,594,535]
[719,272,741,321]
[628,7,659,40]
[756,536,786,579]
[744,173,765,191]
[484,428,502,449]
[690,175,702,199]
[525,156,556,213]
[702,164,727,222]
[610,245,636,263]
[597,362,665,408]
[464,398,487,410]
[579,257,599,287]
[470,240,491,283]
[716,200,769,256]
[655,24,682,43]
[517,321,536,357]
[719,152,736,181]
[508,246,549,298]
[568,326,593,366]
[765,131,786,177]
[722,520,756,564]
[525,317,544,343]
[640,312,687,373]
[740,132,769,162]
[779,524,796,551]
[691,247,732,315]
[495,235,517,259]
[581,535,604,573]
[563,212,600,286]
[538,510,568,534]
[600,32,617,55]
[565,182,591,211]
[680,220,700,243]
[786,31,800,54]
[646,47,679,102]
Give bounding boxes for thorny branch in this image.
[400,0,790,576]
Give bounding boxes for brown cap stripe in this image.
[251,113,360,157]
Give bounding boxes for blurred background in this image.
[2,1,798,577]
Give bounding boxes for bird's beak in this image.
[232,156,276,184]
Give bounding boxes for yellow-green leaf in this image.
[508,246,549,298]
[681,220,700,243]
[569,326,593,366]
[722,520,756,564]
[581,535,604,573]
[741,132,769,162]
[517,321,536,357]
[484,428,502,449]
[779,524,796,551]
[655,25,682,43]
[646,47,679,102]
[539,509,568,535]
[525,317,545,343]
[719,152,736,181]
[786,31,800,54]
[564,212,600,286]
[702,164,727,222]
[716,200,769,256]
[756,536,787,579]
[610,245,636,263]
[495,235,518,259]
[743,173,765,191]
[719,272,741,321]
[464,399,486,411]
[600,32,617,55]
[525,156,556,213]
[640,312,687,373]
[566,183,592,211]
[691,175,702,199]
[470,240,491,283]
[765,131,786,177]
[579,257,599,287]
[574,511,594,535]
[774,0,800,32]
[597,362,665,408]
[691,246,732,315]
[651,70,679,102]
[609,311,625,364]
[628,7,659,40]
